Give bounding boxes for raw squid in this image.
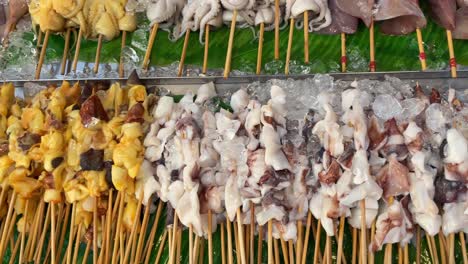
[335,0,374,27]
[317,0,358,34]
[374,0,427,35]
[453,7,468,39]
[428,0,457,30]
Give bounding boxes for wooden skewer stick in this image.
[61,28,72,75]
[215,222,223,264]
[249,204,255,264]
[224,9,238,78]
[416,226,421,264]
[236,208,247,264]
[19,199,29,264]
[26,199,44,261]
[285,18,294,75]
[446,30,457,78]
[123,196,143,264]
[134,200,151,264]
[189,225,194,264]
[51,203,57,264]
[296,208,304,264]
[178,29,191,77]
[93,198,98,264]
[104,191,113,264]
[168,228,173,261]
[439,231,448,264]
[176,228,182,264]
[460,232,467,264]
[448,233,455,264]
[233,221,241,264]
[256,22,265,75]
[360,200,367,264]
[35,30,51,79]
[199,238,205,264]
[369,21,375,72]
[208,210,213,264]
[119,31,127,78]
[369,220,376,263]
[203,24,210,74]
[326,235,332,264]
[111,192,125,264]
[169,214,179,264]
[341,33,347,72]
[301,212,312,264]
[72,28,83,72]
[56,204,71,262]
[288,240,294,264]
[37,30,43,48]
[192,233,199,263]
[425,233,436,263]
[430,235,440,264]
[274,0,280,59]
[257,225,263,264]
[398,245,403,264]
[313,219,321,264]
[415,28,427,70]
[35,204,51,262]
[82,238,91,264]
[273,238,280,264]
[304,11,309,63]
[3,213,17,256]
[336,215,346,264]
[8,235,21,264]
[93,34,103,74]
[0,192,16,260]
[268,220,273,264]
[404,244,409,264]
[71,224,82,264]
[352,227,358,264]
[143,23,159,70]
[279,237,288,264]
[143,201,164,264]
[154,229,168,264]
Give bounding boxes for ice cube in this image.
[425,103,452,133]
[372,94,403,121]
[397,98,426,121]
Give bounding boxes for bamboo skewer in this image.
[224,9,238,79]
[279,237,288,264]
[35,30,51,79]
[189,225,194,264]
[119,31,128,78]
[273,238,280,264]
[416,226,421,264]
[460,232,467,264]
[236,208,247,264]
[0,192,16,260]
[123,196,143,264]
[203,24,210,74]
[425,233,436,263]
[285,18,294,75]
[82,239,91,264]
[51,203,57,264]
[288,240,294,264]
[313,219,321,264]
[178,29,191,77]
[35,204,51,263]
[439,231,448,264]
[360,200,367,264]
[208,210,213,264]
[301,212,312,264]
[352,227,357,264]
[304,11,309,63]
[169,214,179,264]
[337,216,346,264]
[256,22,265,75]
[176,228,182,264]
[341,33,347,72]
[104,191,113,264]
[61,28,72,75]
[71,224,82,264]
[268,220,273,264]
[134,200,151,264]
[257,225,263,264]
[72,28,83,72]
[154,229,168,264]
[93,34,103,74]
[93,199,98,264]
[27,199,44,261]
[369,21,375,72]
[221,222,226,264]
[296,208,304,264]
[143,23,159,70]
[9,235,20,264]
[37,30,43,49]
[415,28,427,70]
[199,238,205,264]
[446,30,457,78]
[142,200,162,259]
[233,221,241,264]
[19,199,29,264]
[193,234,199,263]
[369,220,376,263]
[448,233,455,264]
[111,192,125,264]
[56,204,71,262]
[249,204,255,264]
[274,0,280,59]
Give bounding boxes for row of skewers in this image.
[1,0,466,79]
[0,70,466,264]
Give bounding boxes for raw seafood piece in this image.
[374,0,426,35]
[335,0,374,27]
[428,0,457,30]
